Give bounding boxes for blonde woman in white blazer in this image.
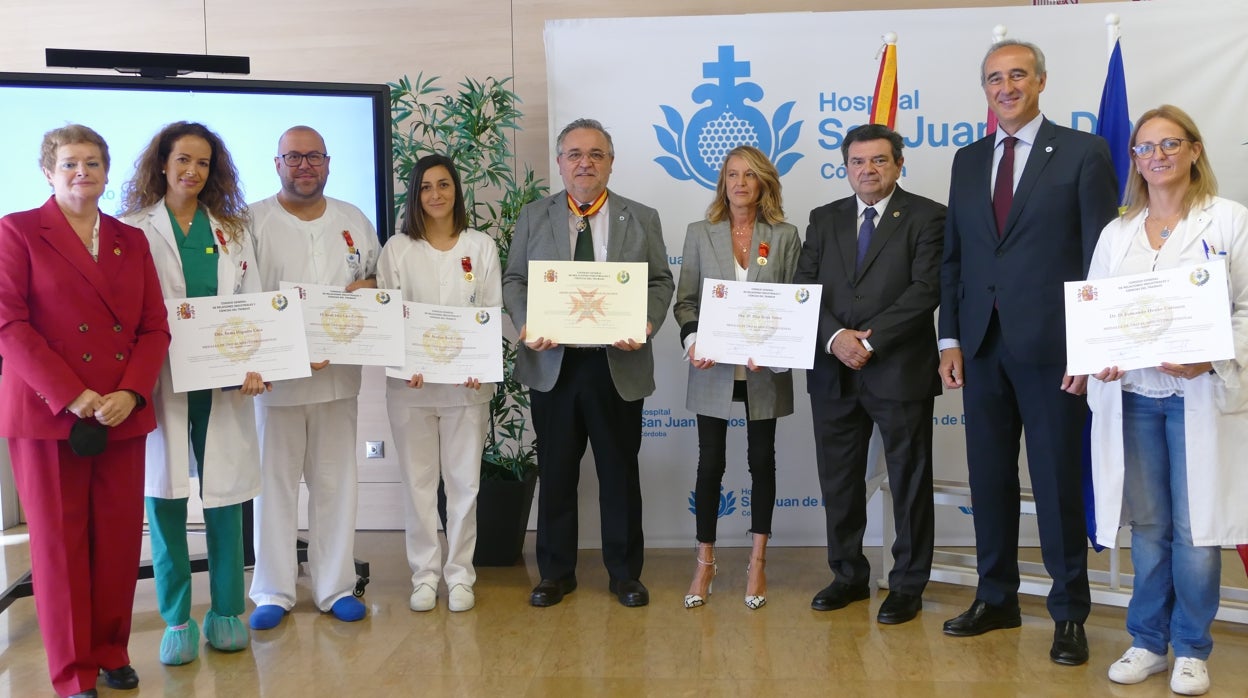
[1084,106,1248,696]
[120,122,263,666]
[379,154,501,614]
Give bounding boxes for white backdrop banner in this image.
[543,0,1248,548]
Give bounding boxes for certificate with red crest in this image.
[694,278,823,370]
[1065,259,1233,375]
[166,291,311,392]
[525,261,648,345]
[281,281,404,366]
[385,302,503,384]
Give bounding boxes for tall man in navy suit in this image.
[937,40,1118,665]
[795,124,945,625]
[502,118,674,608]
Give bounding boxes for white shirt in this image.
[1116,213,1190,398]
[250,195,379,406]
[378,229,502,407]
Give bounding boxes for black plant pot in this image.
[437,468,537,567]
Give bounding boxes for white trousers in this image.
[388,399,488,589]
[250,399,359,611]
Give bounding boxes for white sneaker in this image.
[1170,657,1210,696]
[1107,647,1168,684]
[448,584,475,612]
[409,583,437,612]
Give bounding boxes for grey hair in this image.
[980,39,1047,85]
[555,118,614,157]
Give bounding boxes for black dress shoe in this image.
[942,599,1021,637]
[67,690,98,698]
[1050,620,1089,666]
[877,591,923,624]
[810,582,871,611]
[100,664,139,690]
[608,579,650,607]
[529,577,577,607]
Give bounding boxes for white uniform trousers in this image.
[388,400,488,589]
[250,398,359,611]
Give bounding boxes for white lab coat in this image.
[124,201,262,507]
[1087,196,1248,548]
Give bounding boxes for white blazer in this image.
[123,200,262,507]
[1087,196,1248,548]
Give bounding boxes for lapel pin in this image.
[1045,146,1054,153]
[618,215,625,221]
[892,211,900,218]
[113,246,121,256]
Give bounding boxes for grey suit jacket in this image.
[501,189,674,402]
[673,218,800,420]
[794,186,945,403]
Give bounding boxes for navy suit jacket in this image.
[938,118,1119,364]
[795,186,946,402]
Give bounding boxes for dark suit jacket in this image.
[0,197,169,440]
[501,189,674,402]
[938,118,1118,363]
[794,186,945,402]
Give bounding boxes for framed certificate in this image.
[525,261,648,345]
[166,290,312,392]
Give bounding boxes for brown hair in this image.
[400,154,468,240]
[119,121,248,241]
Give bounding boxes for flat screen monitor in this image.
[0,72,393,241]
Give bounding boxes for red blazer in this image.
[0,197,170,440]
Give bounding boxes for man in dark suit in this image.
[502,118,674,608]
[794,124,945,625]
[937,40,1118,665]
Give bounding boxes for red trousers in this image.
[8,436,145,696]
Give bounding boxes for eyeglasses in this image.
[1131,138,1190,159]
[279,151,328,167]
[561,149,610,164]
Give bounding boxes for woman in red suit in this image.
[0,125,170,698]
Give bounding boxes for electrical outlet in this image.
[365,440,384,459]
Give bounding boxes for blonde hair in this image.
[1122,104,1217,221]
[40,124,110,172]
[706,145,785,225]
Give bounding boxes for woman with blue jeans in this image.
[1086,105,1248,697]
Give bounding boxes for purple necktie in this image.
[856,207,877,272]
[993,136,1018,237]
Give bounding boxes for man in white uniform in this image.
[247,125,379,629]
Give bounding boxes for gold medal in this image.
[757,256,768,266]
[464,272,475,282]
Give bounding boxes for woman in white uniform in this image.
[1085,105,1248,696]
[119,122,265,665]
[378,154,501,612]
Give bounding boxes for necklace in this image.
[1147,211,1180,244]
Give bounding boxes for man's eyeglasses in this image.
[1131,138,1190,159]
[561,150,610,164]
[279,151,328,167]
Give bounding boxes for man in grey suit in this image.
[794,124,945,625]
[502,118,674,608]
[937,40,1118,665]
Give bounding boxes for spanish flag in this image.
[870,34,898,129]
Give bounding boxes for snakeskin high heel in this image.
[684,545,717,608]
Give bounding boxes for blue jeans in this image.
[1121,391,1221,659]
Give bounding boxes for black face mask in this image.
[68,419,108,457]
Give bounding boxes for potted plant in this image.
[389,73,546,565]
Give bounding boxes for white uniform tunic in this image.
[248,195,379,611]
[378,229,500,589]
[124,201,262,507]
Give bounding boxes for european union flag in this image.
[1095,39,1131,205]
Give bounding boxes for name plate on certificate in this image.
[281,281,405,366]
[386,302,504,384]
[525,261,648,345]
[694,278,823,369]
[166,291,311,393]
[1065,259,1234,375]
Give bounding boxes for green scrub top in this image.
[169,207,219,298]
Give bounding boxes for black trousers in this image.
[694,380,777,542]
[529,349,644,582]
[811,373,935,594]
